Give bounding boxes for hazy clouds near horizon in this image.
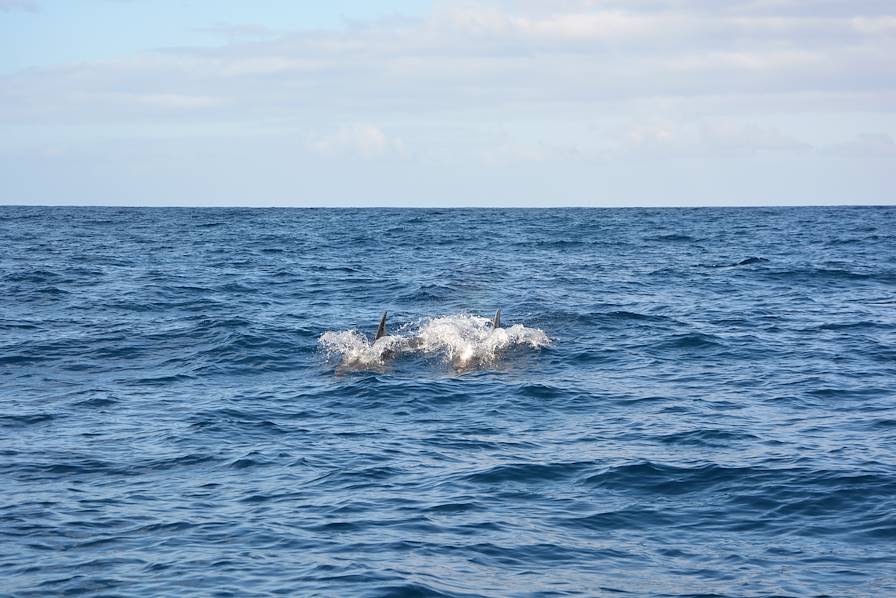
[1,0,894,206]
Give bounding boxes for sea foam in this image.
[319,313,551,371]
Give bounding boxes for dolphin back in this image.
[375,311,388,340]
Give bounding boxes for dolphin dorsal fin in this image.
[492,309,501,330]
[375,311,388,340]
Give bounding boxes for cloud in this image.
[0,0,38,12]
[1,0,894,206]
[2,1,894,131]
[481,141,548,164]
[196,23,278,41]
[825,132,896,157]
[87,92,224,110]
[308,124,404,159]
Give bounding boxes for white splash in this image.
[318,313,551,371]
[414,314,551,369]
[317,329,403,370]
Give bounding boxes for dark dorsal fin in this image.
[492,309,501,330]
[375,311,388,340]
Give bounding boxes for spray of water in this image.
[318,313,551,371]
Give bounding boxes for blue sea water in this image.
[1,205,895,597]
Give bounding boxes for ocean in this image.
[2,205,895,596]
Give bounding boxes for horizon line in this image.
[1,202,894,210]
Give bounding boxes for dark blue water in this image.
[2,206,895,596]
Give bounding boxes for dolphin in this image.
[333,309,509,372]
[374,310,500,340]
[369,311,408,362]
[375,311,388,341]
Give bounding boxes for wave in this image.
[318,313,551,371]
[655,428,760,447]
[652,332,723,350]
[0,413,56,427]
[645,233,699,242]
[764,267,879,282]
[703,256,770,268]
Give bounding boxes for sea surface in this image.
[2,205,895,597]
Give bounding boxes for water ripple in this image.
[1,206,895,596]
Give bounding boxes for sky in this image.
[1,0,895,206]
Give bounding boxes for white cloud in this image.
[826,132,896,157]
[481,141,548,164]
[3,2,890,159]
[616,120,809,157]
[438,6,682,40]
[2,1,894,127]
[308,124,404,159]
[196,23,278,40]
[0,0,896,122]
[92,92,223,110]
[0,0,38,11]
[2,0,895,205]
